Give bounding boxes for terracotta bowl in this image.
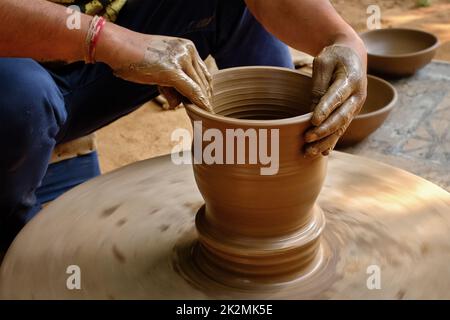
[184,67,327,284]
[361,28,439,77]
[338,75,398,148]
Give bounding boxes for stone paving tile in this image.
[341,61,450,191]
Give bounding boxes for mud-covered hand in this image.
[109,34,212,110]
[304,45,367,157]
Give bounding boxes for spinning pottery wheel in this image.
[2,67,450,299]
[1,151,450,299]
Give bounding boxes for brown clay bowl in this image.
[185,66,327,237]
[361,28,439,77]
[338,75,397,148]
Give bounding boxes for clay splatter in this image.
[116,218,128,227]
[420,243,429,256]
[112,245,126,263]
[149,208,160,215]
[396,290,406,300]
[159,224,170,232]
[102,205,120,218]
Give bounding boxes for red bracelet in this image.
[85,16,106,64]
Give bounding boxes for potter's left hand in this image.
[304,45,367,157]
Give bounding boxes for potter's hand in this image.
[105,32,212,110]
[304,45,367,157]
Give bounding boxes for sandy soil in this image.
[96,0,450,173]
[332,0,450,60]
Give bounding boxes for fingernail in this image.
[311,115,323,127]
[305,132,318,142]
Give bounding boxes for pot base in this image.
[173,204,333,293]
[1,152,450,299]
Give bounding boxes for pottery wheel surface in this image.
[1,151,450,299]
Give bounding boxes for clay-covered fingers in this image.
[189,45,212,98]
[182,43,212,99]
[111,34,213,112]
[305,125,347,158]
[176,43,212,110]
[305,95,362,143]
[305,44,367,156]
[171,71,213,111]
[310,72,354,127]
[193,58,212,99]
[182,61,208,97]
[310,53,335,109]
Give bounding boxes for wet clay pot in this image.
[338,75,398,147]
[184,67,327,287]
[361,28,439,77]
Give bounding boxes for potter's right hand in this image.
[304,44,367,157]
[96,24,212,110]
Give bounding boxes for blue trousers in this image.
[0,0,293,249]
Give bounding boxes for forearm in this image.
[245,0,367,66]
[0,0,211,109]
[0,0,91,62]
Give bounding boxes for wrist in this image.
[65,14,92,63]
[95,21,124,68]
[331,33,368,71]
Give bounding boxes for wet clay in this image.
[303,45,367,157]
[183,67,328,288]
[1,152,450,299]
[112,36,212,110]
[361,28,439,77]
[2,67,450,299]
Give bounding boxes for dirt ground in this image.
[96,0,450,173]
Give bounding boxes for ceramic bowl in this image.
[361,28,439,77]
[338,75,398,147]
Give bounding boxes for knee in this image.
[0,58,67,128]
[0,59,66,168]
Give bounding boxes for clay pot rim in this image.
[185,66,313,127]
[360,28,440,59]
[354,75,398,120]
